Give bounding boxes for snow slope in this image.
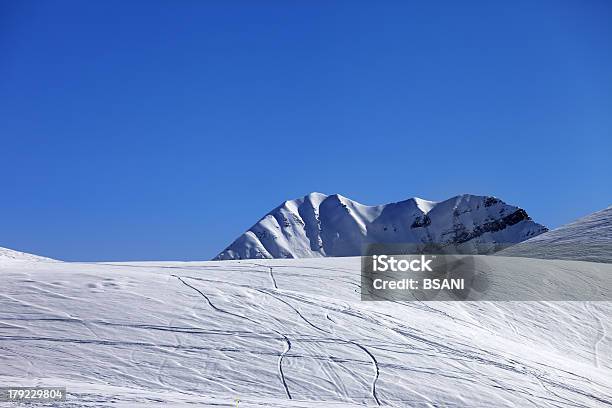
[500,206,612,263]
[0,245,56,262]
[215,193,547,260]
[1,256,611,407]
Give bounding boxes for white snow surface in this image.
[500,206,612,263]
[215,193,547,260]
[0,246,56,262]
[1,256,611,407]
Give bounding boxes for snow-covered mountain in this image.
[215,193,547,260]
[500,205,612,263]
[0,245,56,262]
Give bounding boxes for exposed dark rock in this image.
[484,196,501,207]
[455,209,542,243]
[411,215,431,228]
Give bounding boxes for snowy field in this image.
[1,256,611,407]
[501,206,612,264]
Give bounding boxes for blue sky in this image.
[1,1,611,261]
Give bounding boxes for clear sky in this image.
[1,1,611,261]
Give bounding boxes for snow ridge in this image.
[214,193,547,260]
[0,246,56,262]
[500,205,612,263]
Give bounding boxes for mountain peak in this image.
[412,197,437,214]
[214,193,547,260]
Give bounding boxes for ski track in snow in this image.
[587,302,606,369]
[1,257,612,407]
[255,268,382,406]
[278,334,292,400]
[269,267,278,290]
[174,274,294,400]
[350,341,380,406]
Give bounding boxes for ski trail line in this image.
[350,341,381,406]
[265,289,382,405]
[587,302,605,368]
[269,267,278,290]
[173,275,293,400]
[279,334,292,399]
[257,287,379,402]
